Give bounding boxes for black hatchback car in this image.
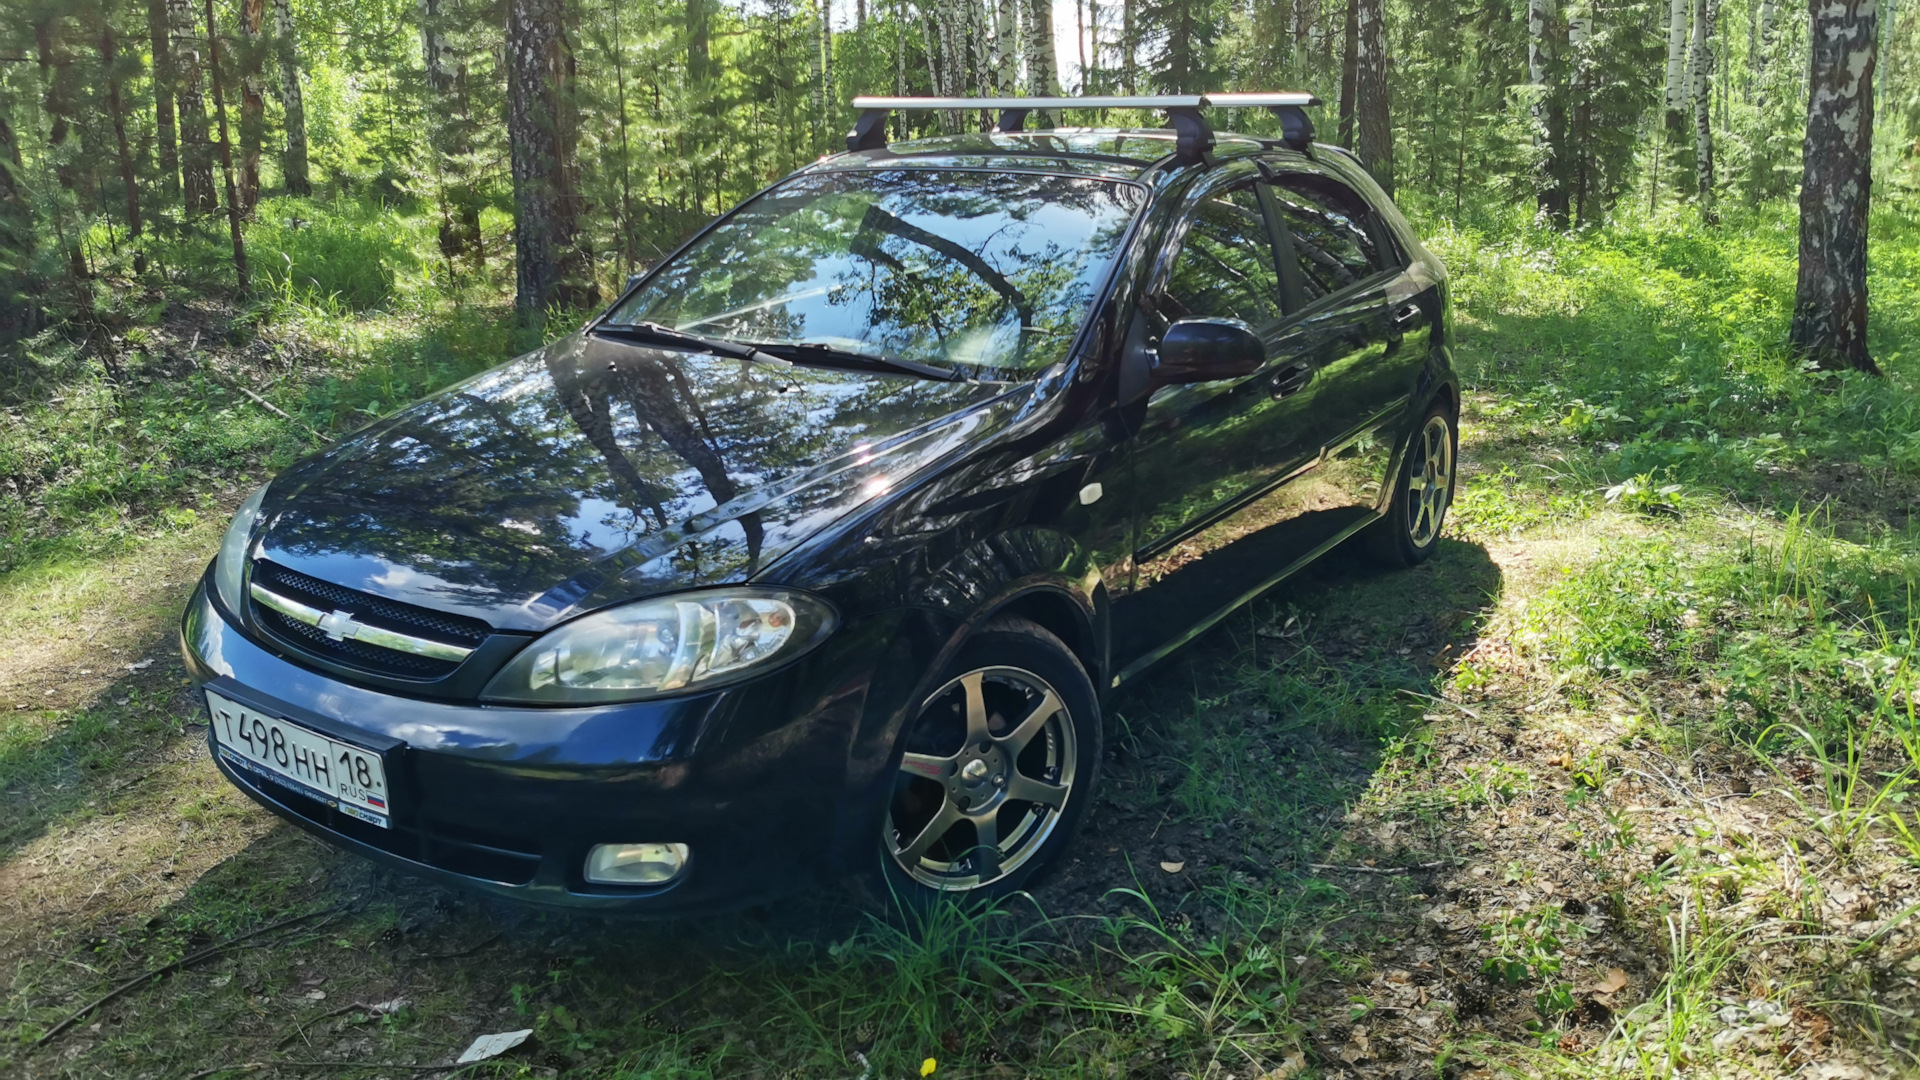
[181,94,1458,912]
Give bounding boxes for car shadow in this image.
[5,535,1504,1076]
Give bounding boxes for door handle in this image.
[1269,360,1314,399]
[1391,302,1421,330]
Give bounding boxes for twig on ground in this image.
[1308,860,1456,875]
[1396,689,1481,719]
[275,1061,466,1073]
[215,375,325,440]
[31,906,340,1050]
[277,1001,401,1048]
[412,931,503,961]
[185,1063,264,1080]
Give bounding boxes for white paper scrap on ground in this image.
[456,1029,533,1064]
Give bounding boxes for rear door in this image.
[1262,165,1425,525]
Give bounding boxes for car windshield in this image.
[605,169,1143,378]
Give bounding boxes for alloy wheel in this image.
[885,665,1078,891]
[1408,414,1453,547]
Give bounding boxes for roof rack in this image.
[846,92,1324,164]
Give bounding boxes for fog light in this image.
[585,842,689,886]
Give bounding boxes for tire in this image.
[873,616,1102,908]
[1365,399,1458,568]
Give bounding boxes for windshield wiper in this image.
[748,341,969,382]
[594,322,793,369]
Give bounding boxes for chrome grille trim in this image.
[250,582,476,663]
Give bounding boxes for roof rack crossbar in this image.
[845,92,1322,164]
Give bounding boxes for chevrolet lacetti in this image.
[180,93,1460,912]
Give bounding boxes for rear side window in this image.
[1269,174,1384,300]
[1163,186,1284,328]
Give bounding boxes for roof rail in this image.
[845,92,1323,164]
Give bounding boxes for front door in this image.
[1113,172,1329,673]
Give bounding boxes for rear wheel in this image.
[1366,401,1457,567]
[876,617,1100,905]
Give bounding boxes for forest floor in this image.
[4,199,1920,1080]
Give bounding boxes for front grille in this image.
[235,763,542,886]
[250,561,492,680]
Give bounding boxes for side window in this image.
[1269,175,1384,301]
[1163,186,1284,328]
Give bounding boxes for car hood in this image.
[257,332,1022,631]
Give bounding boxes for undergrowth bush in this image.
[249,196,427,311]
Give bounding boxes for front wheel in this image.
[875,617,1101,906]
[1366,401,1457,567]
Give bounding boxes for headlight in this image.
[481,588,836,704]
[212,483,269,617]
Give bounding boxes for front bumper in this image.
[180,579,889,914]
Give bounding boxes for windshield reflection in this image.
[607,170,1141,378]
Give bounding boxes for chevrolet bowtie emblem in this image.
[316,609,363,641]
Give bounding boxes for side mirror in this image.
[1150,318,1265,385]
[625,273,644,293]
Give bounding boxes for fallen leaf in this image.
[1159,860,1185,874]
[456,1029,533,1065]
[303,989,327,1001]
[368,997,410,1014]
[1256,1050,1308,1080]
[1595,967,1629,994]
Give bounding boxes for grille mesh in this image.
[250,561,491,680]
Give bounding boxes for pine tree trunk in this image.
[1690,0,1718,221]
[1355,0,1392,194]
[1790,0,1879,373]
[1338,0,1358,146]
[820,0,835,134]
[505,0,589,320]
[99,25,144,240]
[420,0,480,262]
[238,0,265,212]
[170,0,215,213]
[273,0,309,196]
[147,0,181,206]
[810,2,826,137]
[204,0,249,290]
[1122,0,1136,92]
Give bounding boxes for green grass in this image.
[9,191,1920,1077]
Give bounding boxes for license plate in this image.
[206,689,393,828]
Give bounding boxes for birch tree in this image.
[1026,0,1059,118]
[169,0,215,213]
[238,0,266,211]
[1790,0,1880,373]
[273,0,309,196]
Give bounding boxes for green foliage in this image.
[250,196,424,310]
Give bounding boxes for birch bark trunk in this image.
[995,0,1018,93]
[1790,0,1879,372]
[1024,0,1058,121]
[272,0,309,196]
